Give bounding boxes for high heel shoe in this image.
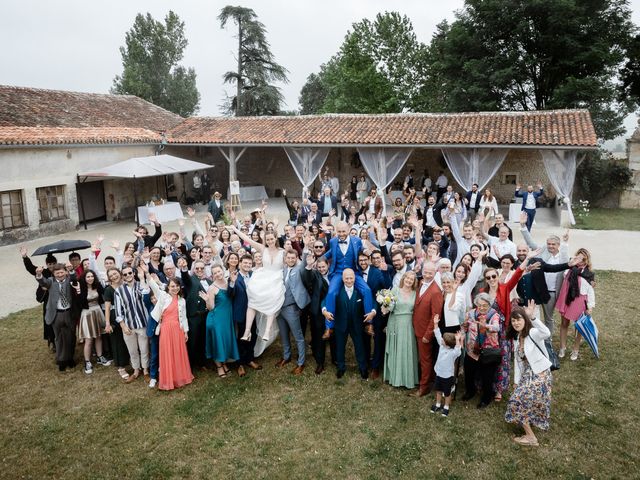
[240,332,252,342]
[216,366,228,378]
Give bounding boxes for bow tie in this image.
[338,240,347,244]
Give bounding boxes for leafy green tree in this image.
[425,0,637,140]
[576,149,634,205]
[112,11,200,117]
[218,6,289,116]
[299,12,427,114]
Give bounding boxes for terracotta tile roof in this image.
[0,127,162,146]
[167,110,598,148]
[0,85,183,132]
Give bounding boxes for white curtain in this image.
[357,147,413,216]
[441,148,509,191]
[283,147,330,199]
[540,149,579,225]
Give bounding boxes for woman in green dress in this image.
[383,271,419,388]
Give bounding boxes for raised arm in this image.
[519,212,538,249]
[230,225,264,252]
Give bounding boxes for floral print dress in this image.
[505,345,552,430]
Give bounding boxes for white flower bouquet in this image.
[376,289,397,314]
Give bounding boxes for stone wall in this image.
[166,145,551,204]
[621,126,640,208]
[0,144,156,245]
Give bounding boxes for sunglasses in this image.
[313,245,324,249]
[210,228,218,232]
[485,274,498,280]
[123,272,134,277]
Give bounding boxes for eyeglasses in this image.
[194,267,205,271]
[485,274,498,280]
[123,272,134,277]
[313,245,324,249]
[210,228,218,232]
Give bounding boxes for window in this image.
[37,185,66,222]
[0,190,26,229]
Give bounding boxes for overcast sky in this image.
[1,0,639,144]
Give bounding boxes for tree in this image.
[299,12,428,114]
[218,6,289,116]
[424,0,637,140]
[112,11,200,117]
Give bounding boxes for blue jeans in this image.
[146,318,159,380]
[523,207,536,231]
[277,304,306,366]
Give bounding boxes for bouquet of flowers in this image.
[376,289,398,314]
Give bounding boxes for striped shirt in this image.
[115,282,149,329]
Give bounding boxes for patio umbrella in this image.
[575,313,599,359]
[32,239,91,256]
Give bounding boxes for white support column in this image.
[218,146,247,210]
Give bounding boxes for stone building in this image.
[1,85,600,245]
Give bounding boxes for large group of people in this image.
[21,169,596,447]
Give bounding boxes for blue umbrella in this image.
[575,313,599,359]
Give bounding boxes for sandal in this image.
[494,393,502,402]
[118,368,130,380]
[222,365,231,376]
[125,372,140,384]
[216,366,228,379]
[513,436,539,447]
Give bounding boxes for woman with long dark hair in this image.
[505,302,552,447]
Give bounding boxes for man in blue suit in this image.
[331,269,369,379]
[228,254,262,377]
[515,181,544,232]
[321,222,376,337]
[357,251,387,379]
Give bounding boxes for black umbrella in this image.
[32,239,92,256]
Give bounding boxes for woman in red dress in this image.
[143,267,194,391]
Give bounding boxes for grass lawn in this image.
[1,271,638,480]
[574,207,640,231]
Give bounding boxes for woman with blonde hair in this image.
[556,248,595,360]
[383,270,419,388]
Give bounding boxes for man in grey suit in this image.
[36,263,78,371]
[275,250,310,375]
[519,212,569,345]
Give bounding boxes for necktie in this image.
[363,271,368,281]
[59,282,69,309]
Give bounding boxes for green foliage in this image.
[218,6,289,116]
[299,12,427,114]
[576,149,634,204]
[112,11,200,117]
[424,0,637,140]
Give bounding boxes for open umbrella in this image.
[575,313,599,359]
[32,239,92,256]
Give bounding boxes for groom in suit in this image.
[276,250,311,375]
[181,260,210,372]
[411,262,444,397]
[322,222,376,336]
[228,254,262,376]
[331,269,369,379]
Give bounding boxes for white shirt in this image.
[436,174,448,188]
[338,237,349,255]
[487,236,517,261]
[345,286,354,299]
[362,267,370,282]
[469,191,478,208]
[544,252,562,292]
[392,269,404,289]
[423,177,432,190]
[425,207,437,227]
[524,192,537,209]
[444,290,465,327]
[368,198,376,214]
[419,280,433,297]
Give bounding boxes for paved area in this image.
[2,198,637,319]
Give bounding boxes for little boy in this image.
[430,321,463,417]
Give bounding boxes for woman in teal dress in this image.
[383,271,419,388]
[200,265,239,378]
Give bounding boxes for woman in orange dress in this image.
[142,266,194,391]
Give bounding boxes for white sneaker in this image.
[570,350,579,361]
[148,378,157,388]
[558,348,566,358]
[84,361,93,375]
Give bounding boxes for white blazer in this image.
[512,317,551,384]
[147,278,189,334]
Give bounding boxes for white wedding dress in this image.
[247,248,285,357]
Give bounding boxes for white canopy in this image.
[78,154,211,178]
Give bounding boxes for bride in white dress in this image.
[230,226,285,347]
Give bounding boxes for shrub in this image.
[576,150,634,205]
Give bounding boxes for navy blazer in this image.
[324,236,363,277]
[333,287,364,333]
[363,266,387,295]
[301,268,329,314]
[318,195,338,216]
[465,190,482,212]
[228,272,250,324]
[515,189,543,210]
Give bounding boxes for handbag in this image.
[532,338,560,371]
[479,347,501,365]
